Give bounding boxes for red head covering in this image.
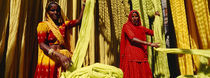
[127,10,142,26]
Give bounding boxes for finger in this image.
[70,60,73,64]
[62,62,69,69]
[67,57,71,62]
[65,62,70,69]
[65,58,71,64]
[62,65,67,71]
[64,59,69,65]
[62,63,66,69]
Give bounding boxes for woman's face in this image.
[131,12,139,25]
[48,4,60,21]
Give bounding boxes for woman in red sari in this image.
[34,1,85,78]
[120,10,160,78]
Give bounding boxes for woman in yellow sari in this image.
[34,1,85,78]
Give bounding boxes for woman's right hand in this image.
[150,43,160,48]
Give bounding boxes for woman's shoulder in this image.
[64,21,70,23]
[123,23,131,28]
[37,21,49,31]
[38,21,48,26]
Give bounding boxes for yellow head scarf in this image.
[44,1,68,45]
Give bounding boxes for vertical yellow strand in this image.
[191,0,210,49]
[5,0,22,77]
[98,0,129,65]
[170,0,193,75]
[185,0,200,73]
[0,0,9,63]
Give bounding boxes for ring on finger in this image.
[64,62,69,67]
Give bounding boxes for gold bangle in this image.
[48,49,55,55]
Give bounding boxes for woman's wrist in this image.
[155,11,160,16]
[147,42,152,46]
[83,3,85,6]
[48,48,55,55]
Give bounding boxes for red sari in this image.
[120,10,153,78]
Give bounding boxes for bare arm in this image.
[76,3,85,25]
[132,37,160,48]
[39,42,52,54]
[66,0,86,26]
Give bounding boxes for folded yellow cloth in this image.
[61,63,123,78]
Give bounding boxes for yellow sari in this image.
[34,16,74,78]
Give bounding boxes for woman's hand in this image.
[155,11,160,16]
[150,43,160,48]
[59,54,71,71]
[53,52,72,71]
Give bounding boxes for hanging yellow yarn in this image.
[170,0,194,75]
[191,0,210,49]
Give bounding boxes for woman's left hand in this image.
[151,43,160,48]
[155,11,160,16]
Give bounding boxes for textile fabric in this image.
[61,63,123,78]
[170,0,194,75]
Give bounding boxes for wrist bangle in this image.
[148,43,152,46]
[48,49,55,55]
